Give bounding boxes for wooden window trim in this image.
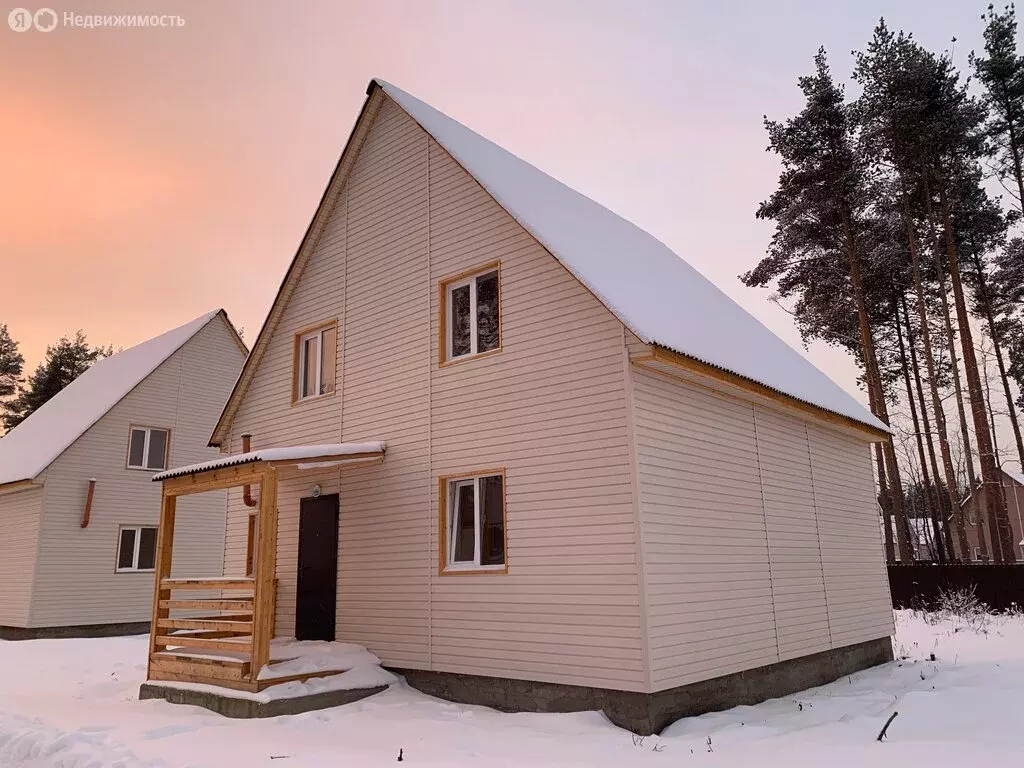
[245,513,257,577]
[437,467,508,575]
[291,319,338,405]
[125,425,171,472]
[438,261,502,368]
[115,524,158,573]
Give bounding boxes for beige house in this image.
[964,467,1024,561]
[0,310,246,637]
[143,80,894,733]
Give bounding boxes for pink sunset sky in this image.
[0,0,991,416]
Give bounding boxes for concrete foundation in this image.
[394,636,894,735]
[0,621,151,640]
[139,682,388,717]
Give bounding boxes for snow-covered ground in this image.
[0,610,1021,767]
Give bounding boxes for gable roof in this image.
[211,79,885,443]
[0,310,235,487]
[960,466,1024,506]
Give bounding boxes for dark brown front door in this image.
[295,494,339,641]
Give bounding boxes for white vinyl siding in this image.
[222,95,644,691]
[632,366,892,691]
[0,486,43,626]
[25,316,243,628]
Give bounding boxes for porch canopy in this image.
[145,441,385,692]
[151,441,386,484]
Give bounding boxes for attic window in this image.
[293,321,338,403]
[127,427,169,471]
[441,264,500,364]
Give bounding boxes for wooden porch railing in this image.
[146,464,279,692]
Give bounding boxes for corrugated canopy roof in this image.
[152,442,386,482]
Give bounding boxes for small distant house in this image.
[140,81,895,735]
[0,311,246,638]
[963,467,1024,561]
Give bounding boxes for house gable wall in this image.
[222,96,645,691]
[28,316,243,628]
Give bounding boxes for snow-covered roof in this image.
[1002,467,1024,487]
[152,442,386,481]
[375,80,885,433]
[0,311,223,487]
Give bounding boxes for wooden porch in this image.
[144,443,385,693]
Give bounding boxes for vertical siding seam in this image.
[622,333,652,691]
[751,408,781,663]
[805,424,834,648]
[173,346,185,466]
[425,132,433,670]
[25,486,45,627]
[340,185,349,438]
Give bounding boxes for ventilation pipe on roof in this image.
[80,478,96,528]
[241,434,258,507]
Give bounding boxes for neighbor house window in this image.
[440,471,505,572]
[441,264,500,363]
[116,526,157,572]
[126,427,170,471]
[974,547,982,561]
[292,321,337,402]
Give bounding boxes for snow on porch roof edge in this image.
[152,442,386,482]
[372,79,887,435]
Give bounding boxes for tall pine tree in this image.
[973,3,1024,212]
[746,49,913,561]
[0,324,23,402]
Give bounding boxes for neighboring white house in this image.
[0,310,246,637]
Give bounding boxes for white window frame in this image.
[297,328,325,400]
[445,268,499,362]
[444,474,505,572]
[974,547,982,561]
[116,525,157,572]
[126,426,169,471]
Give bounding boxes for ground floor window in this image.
[440,470,506,573]
[116,526,157,572]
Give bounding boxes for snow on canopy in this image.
[152,442,386,482]
[0,311,223,486]
[376,79,885,432]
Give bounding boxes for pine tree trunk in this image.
[868,383,897,563]
[924,176,980,497]
[902,293,958,559]
[894,305,945,561]
[938,184,1016,562]
[841,208,912,561]
[901,193,966,560]
[971,248,1024,470]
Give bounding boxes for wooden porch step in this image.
[158,617,253,633]
[151,652,251,682]
[155,634,253,652]
[160,598,254,611]
[160,578,255,591]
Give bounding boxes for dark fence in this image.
[888,563,1024,611]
